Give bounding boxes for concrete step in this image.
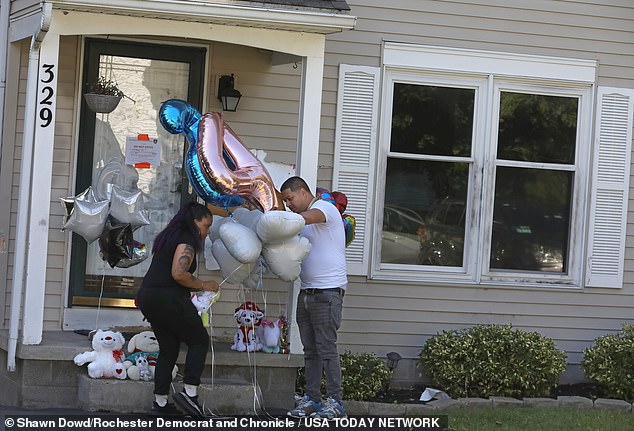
[77,375,290,415]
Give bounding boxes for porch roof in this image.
[244,0,350,11]
[41,0,355,34]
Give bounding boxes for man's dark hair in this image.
[281,176,310,193]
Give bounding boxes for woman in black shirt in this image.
[136,202,219,418]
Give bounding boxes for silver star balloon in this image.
[108,186,150,228]
[62,197,110,243]
[59,186,96,227]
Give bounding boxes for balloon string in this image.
[94,271,106,331]
[208,305,216,387]
[218,263,244,287]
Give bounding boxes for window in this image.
[372,44,596,286]
[382,82,475,269]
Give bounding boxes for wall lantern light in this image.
[217,74,242,112]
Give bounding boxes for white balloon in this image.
[256,211,305,244]
[94,160,139,202]
[203,237,220,270]
[212,239,250,285]
[243,257,267,290]
[262,235,311,282]
[219,221,262,264]
[250,149,295,189]
[210,215,229,242]
[232,207,263,232]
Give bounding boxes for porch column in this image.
[288,53,325,355]
[295,54,324,188]
[22,31,60,344]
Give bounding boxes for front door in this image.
[70,38,205,307]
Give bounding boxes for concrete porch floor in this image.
[0,330,303,413]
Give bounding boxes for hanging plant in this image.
[84,76,125,114]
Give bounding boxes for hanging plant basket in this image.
[84,93,123,114]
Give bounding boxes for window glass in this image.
[83,56,189,289]
[498,92,578,164]
[390,84,474,157]
[70,39,204,307]
[490,167,571,272]
[381,83,473,266]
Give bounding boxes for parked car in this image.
[382,199,565,271]
[489,203,565,272]
[417,199,466,267]
[381,205,425,264]
[418,199,565,271]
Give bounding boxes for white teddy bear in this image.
[73,329,127,379]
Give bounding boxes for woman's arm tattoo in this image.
[177,244,195,273]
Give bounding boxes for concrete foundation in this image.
[0,330,302,414]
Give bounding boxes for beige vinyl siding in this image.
[9,0,41,17]
[1,39,28,329]
[2,34,71,330]
[45,36,81,329]
[208,43,301,170]
[328,0,633,87]
[321,0,634,366]
[200,42,301,338]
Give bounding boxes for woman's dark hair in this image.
[152,202,211,254]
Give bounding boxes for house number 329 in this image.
[39,63,55,128]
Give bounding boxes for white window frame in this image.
[371,43,596,287]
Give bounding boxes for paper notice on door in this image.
[125,136,161,167]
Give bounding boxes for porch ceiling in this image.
[47,0,356,34]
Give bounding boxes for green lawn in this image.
[447,407,634,431]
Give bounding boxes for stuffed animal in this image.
[256,319,281,353]
[135,354,152,381]
[73,329,127,379]
[191,290,221,328]
[191,290,220,315]
[231,301,264,352]
[123,330,177,380]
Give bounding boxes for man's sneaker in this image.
[294,394,309,406]
[173,391,205,419]
[287,397,321,418]
[311,397,347,420]
[150,402,183,416]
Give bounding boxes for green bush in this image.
[419,324,566,399]
[296,351,392,401]
[581,323,634,402]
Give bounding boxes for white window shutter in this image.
[332,64,380,275]
[586,87,634,288]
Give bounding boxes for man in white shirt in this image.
[281,176,348,420]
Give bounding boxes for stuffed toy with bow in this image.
[256,319,281,353]
[231,301,264,352]
[73,329,127,379]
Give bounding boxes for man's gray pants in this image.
[296,288,345,402]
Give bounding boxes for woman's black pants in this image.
[136,287,209,395]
